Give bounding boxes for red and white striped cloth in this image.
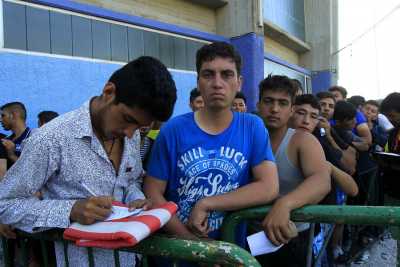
[63,201,177,249]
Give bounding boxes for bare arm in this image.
[356,122,372,146]
[263,132,331,245]
[188,160,279,236]
[328,162,358,197]
[143,176,197,239]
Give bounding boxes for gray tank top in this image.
[274,128,309,231]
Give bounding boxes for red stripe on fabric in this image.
[76,232,138,248]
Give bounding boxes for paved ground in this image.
[337,233,397,267]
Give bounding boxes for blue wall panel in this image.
[0,52,196,135]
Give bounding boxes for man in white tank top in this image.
[256,75,331,267]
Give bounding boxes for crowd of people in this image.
[0,42,399,267]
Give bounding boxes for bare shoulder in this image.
[291,130,321,148]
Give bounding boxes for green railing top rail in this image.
[221,205,400,243]
[12,230,261,267]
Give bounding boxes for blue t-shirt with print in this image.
[147,111,275,239]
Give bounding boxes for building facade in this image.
[0,0,338,130]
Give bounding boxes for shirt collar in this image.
[73,100,96,139]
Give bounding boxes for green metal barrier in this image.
[221,205,400,243]
[2,229,261,267]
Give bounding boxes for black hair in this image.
[316,91,336,103]
[333,101,356,121]
[380,92,400,114]
[235,91,247,104]
[291,79,303,93]
[38,111,59,124]
[348,95,365,108]
[363,100,380,108]
[109,56,177,122]
[329,86,348,99]
[258,74,297,103]
[196,42,242,75]
[1,102,27,121]
[294,94,320,111]
[189,88,201,103]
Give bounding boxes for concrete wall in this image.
[0,51,196,135]
[300,0,339,85]
[74,0,217,33]
[264,36,300,65]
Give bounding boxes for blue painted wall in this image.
[0,52,196,135]
[231,33,265,113]
[311,70,332,95]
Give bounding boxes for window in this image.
[2,1,206,71]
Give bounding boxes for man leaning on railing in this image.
[0,56,177,267]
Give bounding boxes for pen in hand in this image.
[79,181,114,214]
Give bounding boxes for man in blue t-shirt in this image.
[145,42,279,241]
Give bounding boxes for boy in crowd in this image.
[328,86,372,146]
[144,42,279,247]
[232,91,247,112]
[38,110,59,127]
[189,87,204,112]
[361,100,388,152]
[257,75,331,267]
[0,102,32,168]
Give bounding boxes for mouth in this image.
[298,126,310,132]
[267,116,280,122]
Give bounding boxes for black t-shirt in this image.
[4,128,31,169]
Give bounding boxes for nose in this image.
[303,115,310,124]
[271,102,280,113]
[211,73,223,88]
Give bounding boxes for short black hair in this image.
[1,102,27,121]
[294,94,320,111]
[380,92,400,114]
[258,74,297,103]
[291,79,303,93]
[109,56,177,122]
[316,91,336,103]
[333,101,356,121]
[348,95,365,108]
[329,86,348,99]
[235,91,246,104]
[363,100,380,108]
[189,88,201,103]
[196,42,242,75]
[38,111,59,124]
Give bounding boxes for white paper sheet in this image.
[104,206,143,221]
[247,231,284,256]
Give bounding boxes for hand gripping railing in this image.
[1,230,261,267]
[221,205,400,267]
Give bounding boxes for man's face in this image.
[331,90,344,101]
[385,110,400,128]
[291,104,320,133]
[337,117,356,131]
[100,102,153,140]
[232,98,246,112]
[190,95,204,112]
[362,104,379,122]
[257,90,293,130]
[0,110,13,131]
[197,57,241,111]
[319,98,335,119]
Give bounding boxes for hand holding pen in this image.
[69,182,113,225]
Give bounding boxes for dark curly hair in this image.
[109,56,177,122]
[196,42,242,75]
[258,74,297,103]
[380,92,400,114]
